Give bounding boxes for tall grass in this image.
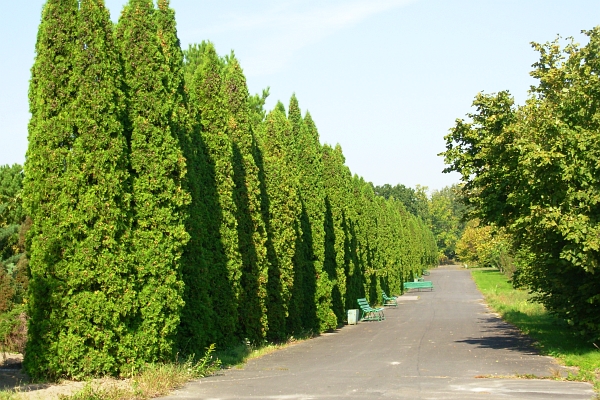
[0,345,222,400]
[0,335,311,399]
[62,344,221,400]
[471,268,600,391]
[216,334,310,369]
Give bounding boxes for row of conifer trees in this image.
[23,0,438,379]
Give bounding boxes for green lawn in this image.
[471,268,600,391]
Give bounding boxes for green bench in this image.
[381,291,397,307]
[403,281,434,291]
[357,298,385,321]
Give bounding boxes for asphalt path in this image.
[159,265,595,400]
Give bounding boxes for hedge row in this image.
[23,0,437,379]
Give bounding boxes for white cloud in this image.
[187,0,418,76]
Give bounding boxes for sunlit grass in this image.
[61,344,221,399]
[471,269,600,391]
[216,333,312,369]
[0,391,17,400]
[0,335,311,399]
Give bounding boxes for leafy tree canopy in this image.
[442,27,600,339]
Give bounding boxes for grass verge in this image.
[0,334,311,399]
[216,334,311,369]
[471,268,600,392]
[0,345,221,400]
[64,344,222,400]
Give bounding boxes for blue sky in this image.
[1,0,599,191]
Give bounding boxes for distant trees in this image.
[455,220,514,273]
[428,185,466,262]
[21,0,439,378]
[0,165,25,270]
[442,28,600,340]
[373,183,429,220]
[0,164,28,321]
[374,183,466,263]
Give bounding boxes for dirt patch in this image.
[1,352,23,370]
[0,353,89,399]
[1,369,130,400]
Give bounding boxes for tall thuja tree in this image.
[386,198,406,293]
[155,0,189,148]
[287,97,336,333]
[154,5,212,355]
[23,0,78,376]
[419,215,438,270]
[223,55,270,343]
[375,197,395,295]
[25,0,133,378]
[392,201,415,285]
[345,175,367,307]
[400,214,419,280]
[180,43,213,353]
[321,143,352,322]
[256,108,301,341]
[189,42,241,347]
[116,0,189,363]
[357,178,380,304]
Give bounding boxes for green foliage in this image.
[223,55,269,344]
[24,0,133,379]
[373,183,465,263]
[428,185,466,261]
[255,107,302,341]
[116,0,190,365]
[0,305,27,354]
[177,46,213,355]
[185,42,242,349]
[0,165,24,228]
[287,98,336,333]
[0,165,27,293]
[321,144,353,320]
[456,219,515,274]
[22,1,440,380]
[373,183,429,220]
[442,28,600,339]
[61,345,221,400]
[0,165,29,354]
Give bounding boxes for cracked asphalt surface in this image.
[159,265,595,399]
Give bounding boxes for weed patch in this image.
[60,344,221,400]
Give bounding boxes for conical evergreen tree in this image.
[223,55,270,344]
[115,0,189,363]
[321,143,353,317]
[23,0,79,378]
[256,108,302,341]
[360,179,382,303]
[345,175,366,306]
[155,0,190,148]
[152,2,212,356]
[24,0,132,378]
[286,97,336,332]
[188,42,241,348]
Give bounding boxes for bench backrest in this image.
[404,281,433,288]
[357,298,373,310]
